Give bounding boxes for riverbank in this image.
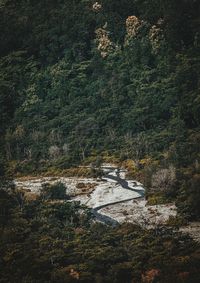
[15,164,178,227]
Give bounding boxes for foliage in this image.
[0,1,200,281]
[0,187,200,283]
[0,0,199,171]
[41,182,70,200]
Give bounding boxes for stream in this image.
[15,165,176,227]
[91,166,145,225]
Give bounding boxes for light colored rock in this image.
[14,164,176,227]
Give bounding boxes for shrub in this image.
[151,165,176,191]
[41,182,69,200]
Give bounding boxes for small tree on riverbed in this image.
[41,182,70,201]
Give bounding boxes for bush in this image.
[147,194,167,205]
[151,165,176,192]
[41,182,70,200]
[177,173,200,220]
[166,216,187,227]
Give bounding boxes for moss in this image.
[166,216,187,227]
[147,194,167,205]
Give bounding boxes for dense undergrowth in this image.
[0,185,200,283]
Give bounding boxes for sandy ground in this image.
[99,199,176,227]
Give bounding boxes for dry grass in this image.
[75,182,97,196]
[16,176,41,181]
[24,191,39,201]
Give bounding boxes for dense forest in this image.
[0,0,200,282]
[0,183,200,283]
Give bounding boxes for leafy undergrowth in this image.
[0,186,200,283]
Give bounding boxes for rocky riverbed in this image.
[15,164,177,227]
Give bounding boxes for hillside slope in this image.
[0,0,200,219]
